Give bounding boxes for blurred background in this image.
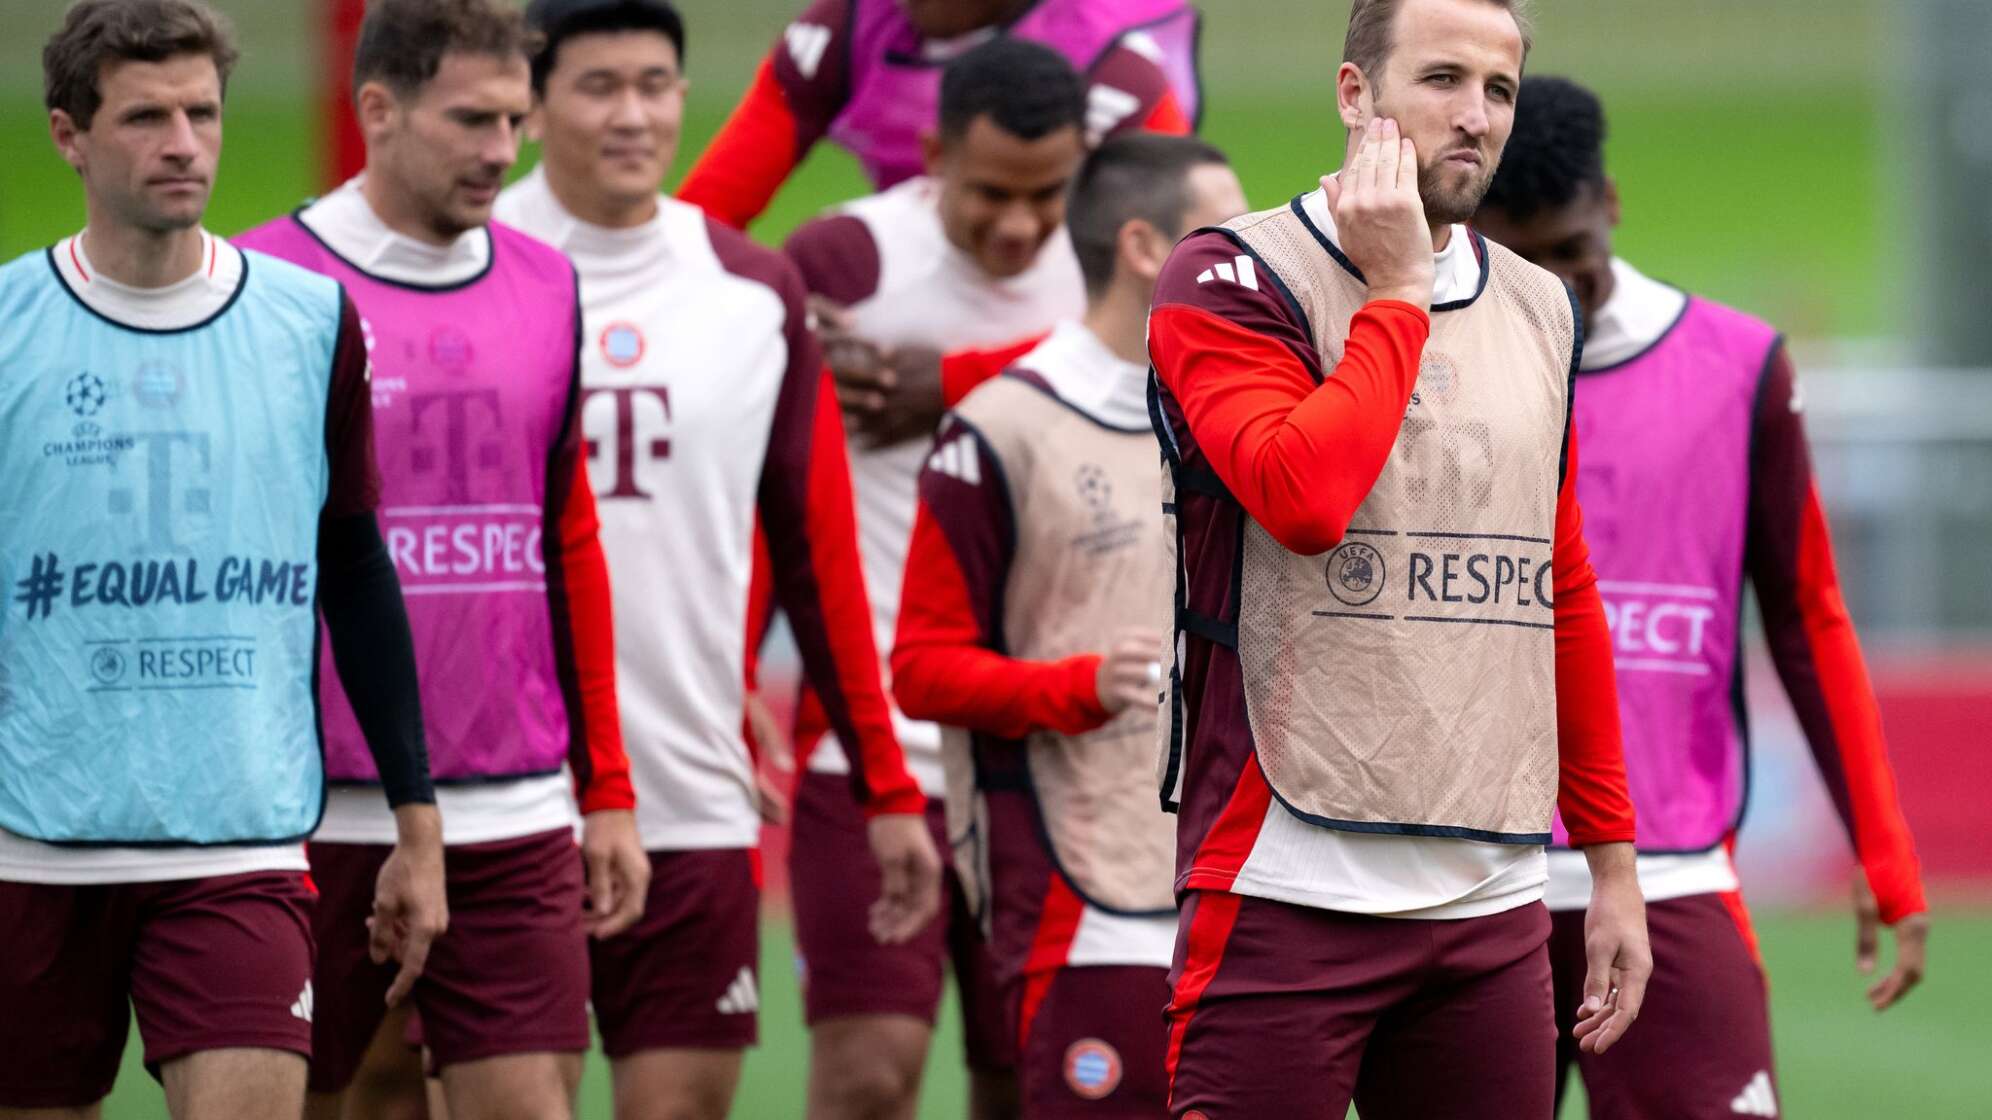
[3,0,1987,1115]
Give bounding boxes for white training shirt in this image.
[497,169,807,850]
[786,176,1087,796]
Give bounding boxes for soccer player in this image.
[1473,75,1931,1120]
[779,38,1090,1120]
[236,2,648,1117]
[494,2,942,1117]
[1145,1,1653,1115]
[0,1,444,1117]
[892,133,1247,1117]
[677,0,1201,232]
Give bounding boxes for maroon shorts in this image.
[306,828,589,1091]
[0,870,316,1109]
[1010,965,1171,1117]
[789,771,1015,1072]
[1165,891,1555,1120]
[590,847,762,1057]
[1551,891,1777,1119]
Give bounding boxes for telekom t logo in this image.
[408,388,505,503]
[583,386,672,500]
[110,431,212,550]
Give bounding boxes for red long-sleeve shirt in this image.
[678,0,1192,230]
[889,416,1113,736]
[1148,230,1635,853]
[1745,346,1924,921]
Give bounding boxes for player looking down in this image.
[777,37,1091,1120]
[0,2,443,1117]
[496,1,941,1116]
[1473,74,1930,1120]
[892,132,1248,1118]
[239,1,646,1116]
[678,0,1201,231]
[1145,1,1651,1115]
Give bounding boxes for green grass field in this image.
[0,81,1889,339]
[93,909,1992,1118]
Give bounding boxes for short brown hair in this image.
[43,0,238,129]
[1342,0,1533,81]
[353,0,541,98]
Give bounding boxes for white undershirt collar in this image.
[297,177,491,287]
[1579,257,1690,371]
[52,229,243,331]
[1021,320,1152,431]
[1299,185,1483,306]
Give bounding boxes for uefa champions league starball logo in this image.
[1075,463,1113,516]
[66,371,108,418]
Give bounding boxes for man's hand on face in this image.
[1322,117,1435,312]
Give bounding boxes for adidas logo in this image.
[785,23,833,80]
[927,434,981,485]
[716,967,759,1015]
[1086,84,1143,143]
[290,980,314,1024]
[1195,254,1259,291]
[1731,1070,1778,1116]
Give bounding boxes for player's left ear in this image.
[1604,177,1622,227]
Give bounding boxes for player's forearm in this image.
[940,335,1044,408]
[678,57,805,229]
[1745,349,1925,921]
[1150,301,1428,555]
[1550,454,1636,844]
[318,512,435,808]
[894,640,1108,738]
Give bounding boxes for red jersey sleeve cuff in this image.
[1063,653,1112,730]
[862,783,929,819]
[1564,825,1638,848]
[577,770,636,815]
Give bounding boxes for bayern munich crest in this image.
[600,322,646,368]
[1063,1038,1123,1100]
[1326,540,1385,607]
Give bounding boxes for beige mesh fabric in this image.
[1155,454,1184,806]
[956,377,1177,912]
[937,722,994,930]
[1223,204,1574,840]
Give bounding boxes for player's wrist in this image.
[1579,839,1637,882]
[391,802,443,849]
[1366,289,1431,314]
